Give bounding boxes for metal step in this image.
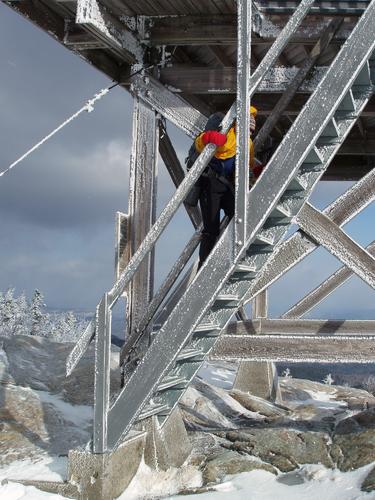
[138,402,170,421]
[176,347,205,362]
[157,375,187,392]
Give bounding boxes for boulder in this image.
[221,428,334,472]
[202,450,277,484]
[362,465,375,492]
[332,409,375,471]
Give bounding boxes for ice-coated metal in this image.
[256,1,370,15]
[132,0,314,141]
[210,334,375,364]
[66,320,95,376]
[120,229,201,365]
[93,294,111,453]
[225,318,375,336]
[254,18,343,154]
[283,240,375,319]
[158,125,202,228]
[130,75,207,139]
[297,202,375,289]
[235,0,252,248]
[115,211,130,280]
[243,152,375,306]
[126,99,158,338]
[76,0,143,63]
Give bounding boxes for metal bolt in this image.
[236,218,243,224]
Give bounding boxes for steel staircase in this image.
[67,0,375,454]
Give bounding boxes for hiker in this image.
[187,107,259,268]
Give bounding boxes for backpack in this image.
[185,112,225,171]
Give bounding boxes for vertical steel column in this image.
[126,98,159,338]
[235,0,252,249]
[93,294,112,453]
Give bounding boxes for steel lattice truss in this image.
[3,0,375,455]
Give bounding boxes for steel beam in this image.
[126,100,158,337]
[158,124,202,228]
[243,166,375,305]
[296,203,375,290]
[283,240,375,318]
[130,75,207,139]
[235,0,252,247]
[93,294,111,453]
[210,334,375,363]
[115,211,130,279]
[225,318,375,336]
[255,18,342,153]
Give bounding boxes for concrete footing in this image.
[137,406,192,470]
[16,408,192,499]
[67,431,146,499]
[234,361,282,402]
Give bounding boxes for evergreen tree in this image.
[30,289,46,335]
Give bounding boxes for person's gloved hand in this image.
[252,163,264,179]
[202,131,227,146]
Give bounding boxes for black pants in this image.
[198,174,234,266]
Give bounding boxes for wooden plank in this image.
[148,15,357,45]
[210,334,375,363]
[159,66,328,94]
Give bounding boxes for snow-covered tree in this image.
[282,368,292,379]
[30,289,46,336]
[0,288,88,342]
[323,373,334,386]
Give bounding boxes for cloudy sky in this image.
[0,3,374,320]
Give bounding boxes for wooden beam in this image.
[76,0,144,63]
[148,15,356,46]
[159,66,328,94]
[210,334,375,363]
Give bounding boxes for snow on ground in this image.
[1,462,375,500]
[0,456,68,500]
[35,390,93,428]
[0,456,67,483]
[0,483,68,500]
[197,361,237,389]
[167,463,375,500]
[120,461,375,500]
